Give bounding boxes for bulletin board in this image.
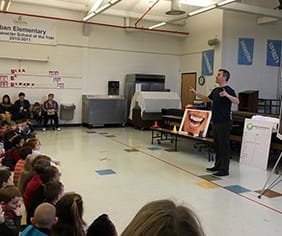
[0,69,82,90]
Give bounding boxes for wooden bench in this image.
[270,142,282,151]
[151,127,214,160]
[159,111,282,155]
[151,127,179,150]
[230,134,242,143]
[230,134,282,151]
[152,127,282,158]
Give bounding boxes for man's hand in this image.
[219,88,229,98]
[220,88,240,104]
[189,87,197,95]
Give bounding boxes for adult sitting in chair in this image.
[13,92,31,120]
[42,94,60,131]
[0,95,13,123]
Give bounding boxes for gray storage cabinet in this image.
[82,95,126,127]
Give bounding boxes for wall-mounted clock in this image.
[198,75,205,86]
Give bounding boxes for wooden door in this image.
[181,73,197,109]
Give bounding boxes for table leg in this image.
[175,134,178,151]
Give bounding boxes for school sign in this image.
[0,14,56,45]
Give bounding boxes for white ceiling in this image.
[7,0,282,23]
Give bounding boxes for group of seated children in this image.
[0,130,116,236]
[0,122,205,236]
[0,92,60,131]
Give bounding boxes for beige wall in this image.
[222,11,282,99]
[180,9,224,96]
[0,3,183,123]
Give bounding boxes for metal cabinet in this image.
[82,95,126,127]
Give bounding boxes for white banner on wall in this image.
[0,15,56,45]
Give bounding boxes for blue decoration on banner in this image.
[238,38,254,65]
[201,50,214,76]
[266,40,281,67]
[96,169,116,175]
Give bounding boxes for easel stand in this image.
[258,152,282,198]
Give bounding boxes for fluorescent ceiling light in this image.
[6,0,10,10]
[180,0,216,7]
[0,0,11,11]
[217,0,236,6]
[83,0,122,21]
[83,12,96,21]
[149,22,166,30]
[89,0,103,13]
[95,3,111,14]
[188,4,216,16]
[110,0,120,4]
[0,1,5,10]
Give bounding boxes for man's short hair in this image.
[19,92,25,97]
[219,69,230,81]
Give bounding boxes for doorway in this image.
[181,72,197,109]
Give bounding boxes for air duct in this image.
[166,0,185,15]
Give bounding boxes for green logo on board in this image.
[246,123,253,130]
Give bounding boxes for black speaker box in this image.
[108,81,120,95]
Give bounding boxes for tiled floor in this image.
[38,127,282,236]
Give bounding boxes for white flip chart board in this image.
[240,118,273,170]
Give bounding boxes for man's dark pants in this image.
[213,121,232,173]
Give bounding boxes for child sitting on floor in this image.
[21,203,58,236]
[13,146,33,186]
[0,167,13,189]
[31,102,43,128]
[3,121,18,151]
[0,185,22,236]
[16,119,36,140]
[0,204,13,236]
[87,214,117,236]
[1,136,25,171]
